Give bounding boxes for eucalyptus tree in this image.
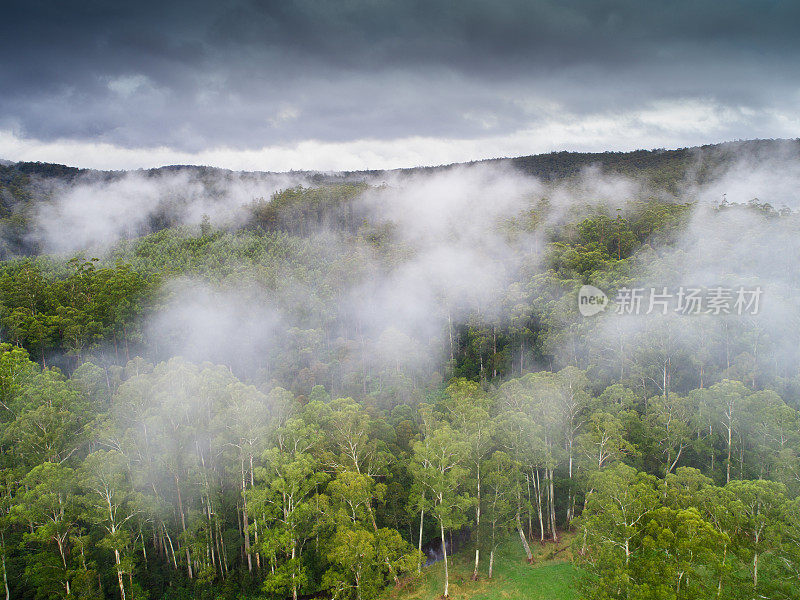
[498,371,574,542]
[641,505,725,598]
[2,365,89,469]
[320,397,402,584]
[250,416,327,600]
[496,376,548,547]
[575,464,661,598]
[123,358,206,580]
[781,497,800,596]
[80,450,137,600]
[213,379,272,573]
[0,469,11,600]
[553,367,591,522]
[483,451,516,578]
[693,380,750,483]
[575,408,637,527]
[323,470,419,600]
[411,421,470,598]
[726,479,788,593]
[12,463,79,598]
[407,404,436,573]
[741,389,799,481]
[0,343,39,419]
[579,465,660,565]
[647,393,694,477]
[441,378,494,579]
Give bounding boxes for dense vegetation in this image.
[1,142,799,600]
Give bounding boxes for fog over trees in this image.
[1,140,800,599]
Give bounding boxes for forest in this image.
[1,140,800,600]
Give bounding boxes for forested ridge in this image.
[1,141,800,600]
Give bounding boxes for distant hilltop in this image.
[3,138,799,185]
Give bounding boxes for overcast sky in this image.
[1,0,798,171]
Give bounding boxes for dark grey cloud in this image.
[1,0,798,157]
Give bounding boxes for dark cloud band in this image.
[0,0,797,156]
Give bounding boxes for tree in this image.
[11,463,79,598]
[694,380,749,484]
[577,410,635,473]
[0,469,13,600]
[323,472,419,600]
[441,379,493,579]
[251,417,327,600]
[496,376,549,547]
[647,393,693,476]
[215,380,272,573]
[726,479,788,594]
[483,451,516,578]
[575,465,661,597]
[411,422,469,597]
[80,451,137,600]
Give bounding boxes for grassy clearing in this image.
[383,533,580,600]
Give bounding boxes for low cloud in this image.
[31,168,309,254]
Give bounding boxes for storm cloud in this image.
[1,0,798,169]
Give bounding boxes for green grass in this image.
[383,534,581,600]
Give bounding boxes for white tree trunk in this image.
[417,500,425,573]
[440,520,449,598]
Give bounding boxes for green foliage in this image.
[576,466,800,600]
[1,144,800,599]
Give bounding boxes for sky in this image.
[1,0,799,171]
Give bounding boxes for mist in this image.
[570,145,800,400]
[127,161,679,395]
[17,145,800,402]
[4,0,800,594]
[30,168,312,254]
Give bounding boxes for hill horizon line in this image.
[3,137,798,180]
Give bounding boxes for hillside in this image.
[1,138,796,258]
[1,138,800,600]
[6,137,799,184]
